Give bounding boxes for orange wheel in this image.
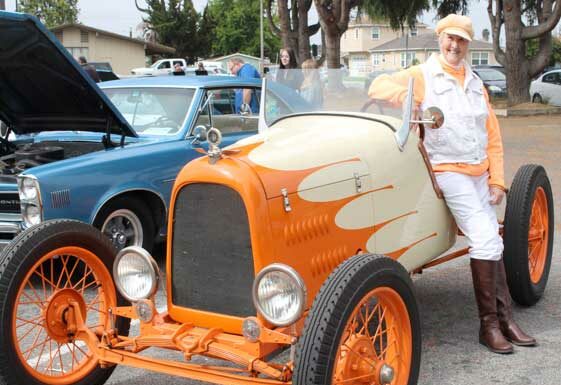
[294,254,420,385]
[528,187,549,284]
[0,220,130,385]
[504,164,554,306]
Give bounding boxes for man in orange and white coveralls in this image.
[369,14,536,354]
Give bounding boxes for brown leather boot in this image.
[470,259,513,354]
[496,260,537,346]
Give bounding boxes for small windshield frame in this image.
[263,68,404,128]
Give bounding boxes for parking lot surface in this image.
[106,115,561,385]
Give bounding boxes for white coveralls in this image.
[420,54,503,261]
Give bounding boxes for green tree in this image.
[20,0,79,28]
[207,0,281,59]
[135,0,199,62]
[434,0,561,105]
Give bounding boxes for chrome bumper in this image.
[0,214,23,247]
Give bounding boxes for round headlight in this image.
[23,204,41,226]
[113,246,159,302]
[20,178,38,200]
[253,264,306,327]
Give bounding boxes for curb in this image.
[494,107,561,117]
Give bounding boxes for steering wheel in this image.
[152,116,180,129]
[360,99,394,114]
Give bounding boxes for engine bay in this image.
[0,141,105,177]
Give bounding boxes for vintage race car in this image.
[0,69,554,385]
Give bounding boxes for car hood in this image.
[0,11,137,137]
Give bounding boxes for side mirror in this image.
[191,125,207,144]
[422,106,445,129]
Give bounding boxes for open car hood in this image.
[0,11,137,137]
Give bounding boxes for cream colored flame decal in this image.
[242,138,436,261]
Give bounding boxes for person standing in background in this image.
[78,56,100,83]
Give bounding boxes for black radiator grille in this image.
[0,192,20,213]
[171,183,255,317]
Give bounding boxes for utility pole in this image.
[260,0,264,74]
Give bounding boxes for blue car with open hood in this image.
[0,11,303,251]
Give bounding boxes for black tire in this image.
[294,254,421,385]
[94,196,155,253]
[504,164,554,306]
[532,94,543,104]
[0,219,130,385]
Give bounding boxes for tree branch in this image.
[308,22,321,35]
[266,0,281,36]
[488,0,506,65]
[522,0,561,40]
[529,33,552,77]
[135,0,148,13]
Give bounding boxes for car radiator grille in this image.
[0,192,20,213]
[171,183,255,317]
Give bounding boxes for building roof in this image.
[211,52,261,61]
[369,31,494,52]
[50,23,176,55]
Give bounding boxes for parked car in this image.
[530,69,561,105]
[131,58,188,76]
[89,62,120,82]
[0,69,553,385]
[473,66,507,98]
[0,12,306,252]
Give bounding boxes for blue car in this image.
[0,11,304,251]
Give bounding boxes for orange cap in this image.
[435,14,473,41]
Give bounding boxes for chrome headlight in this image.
[488,85,502,92]
[113,246,160,302]
[17,175,43,228]
[253,264,306,327]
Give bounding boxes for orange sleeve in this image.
[483,90,505,189]
[368,66,425,107]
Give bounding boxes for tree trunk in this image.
[503,1,530,105]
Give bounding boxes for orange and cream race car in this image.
[0,71,554,385]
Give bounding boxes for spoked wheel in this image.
[294,254,420,385]
[504,164,554,306]
[0,220,130,385]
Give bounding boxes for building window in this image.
[471,52,489,65]
[400,52,416,68]
[372,53,381,67]
[54,31,63,43]
[371,27,380,40]
[410,28,417,37]
[67,47,89,60]
[355,28,359,39]
[80,30,89,43]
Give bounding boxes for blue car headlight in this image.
[17,175,43,227]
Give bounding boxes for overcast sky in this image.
[3,0,505,41]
